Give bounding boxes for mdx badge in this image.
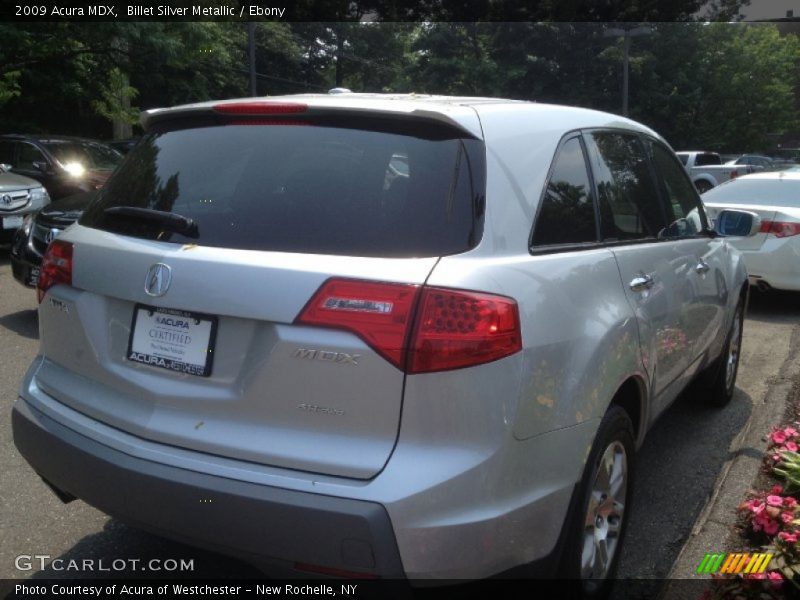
[144,263,172,297]
[292,348,360,366]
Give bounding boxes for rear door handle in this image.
[696,260,710,274]
[629,274,654,292]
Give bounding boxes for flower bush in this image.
[706,424,800,599]
[768,426,800,468]
[739,485,800,541]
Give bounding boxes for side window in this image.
[531,137,597,246]
[586,131,667,241]
[649,140,707,237]
[17,142,46,170]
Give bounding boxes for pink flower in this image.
[787,441,799,452]
[779,531,798,542]
[781,511,795,524]
[764,519,780,536]
[772,453,783,462]
[784,426,798,437]
[768,495,784,507]
[750,501,766,514]
[785,497,798,507]
[772,484,784,494]
[747,572,767,580]
[768,571,784,587]
[772,430,788,444]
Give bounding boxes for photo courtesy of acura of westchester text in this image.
[4,1,800,598]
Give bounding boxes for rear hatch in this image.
[35,106,486,479]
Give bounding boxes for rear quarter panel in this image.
[425,104,652,442]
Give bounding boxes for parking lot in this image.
[1,252,799,587]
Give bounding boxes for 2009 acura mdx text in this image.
[12,94,759,589]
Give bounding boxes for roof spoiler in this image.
[140,102,483,139]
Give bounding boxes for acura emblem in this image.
[144,263,172,297]
[45,228,60,244]
[1,194,10,206]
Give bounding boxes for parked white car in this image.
[703,172,800,292]
[0,163,50,246]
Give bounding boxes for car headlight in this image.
[29,186,50,208]
[63,162,86,178]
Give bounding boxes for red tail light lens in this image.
[296,279,522,373]
[730,169,739,179]
[407,287,522,373]
[296,279,420,370]
[759,220,800,238]
[223,119,309,126]
[37,240,73,303]
[213,102,307,115]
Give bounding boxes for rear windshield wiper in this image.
[103,206,199,238]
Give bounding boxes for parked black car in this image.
[11,191,94,287]
[107,138,139,154]
[0,135,122,200]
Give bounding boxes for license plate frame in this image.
[127,304,218,377]
[3,215,23,230]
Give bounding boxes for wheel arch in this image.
[608,375,648,447]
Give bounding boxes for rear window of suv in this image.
[80,119,485,258]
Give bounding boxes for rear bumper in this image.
[741,239,800,291]
[12,398,405,578]
[15,356,587,579]
[10,226,41,288]
[11,254,39,288]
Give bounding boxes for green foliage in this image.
[774,452,800,492]
[0,19,798,153]
[92,68,139,126]
[0,71,21,106]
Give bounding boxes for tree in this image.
[92,67,139,138]
[629,23,799,151]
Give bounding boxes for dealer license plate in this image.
[3,216,23,230]
[127,305,217,377]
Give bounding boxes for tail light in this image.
[296,279,419,369]
[759,220,800,238]
[37,240,73,303]
[213,102,307,115]
[407,287,522,373]
[731,169,739,179]
[296,278,522,373]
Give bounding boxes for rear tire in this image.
[563,405,635,598]
[706,300,744,407]
[694,180,713,194]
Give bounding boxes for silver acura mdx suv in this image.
[13,94,756,586]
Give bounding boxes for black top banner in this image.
[0,0,788,23]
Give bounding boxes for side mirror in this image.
[715,209,761,237]
[0,163,11,173]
